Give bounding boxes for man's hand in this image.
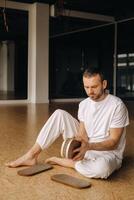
[74,127,124,160]
[73,140,90,161]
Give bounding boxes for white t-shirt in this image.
[78,94,129,159]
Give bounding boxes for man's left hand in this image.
[73,140,90,161]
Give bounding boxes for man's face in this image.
[83,74,107,101]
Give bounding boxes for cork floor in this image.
[0,102,134,200]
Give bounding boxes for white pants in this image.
[36,109,122,179]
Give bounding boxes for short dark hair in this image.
[83,67,105,81]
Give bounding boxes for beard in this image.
[89,89,105,101]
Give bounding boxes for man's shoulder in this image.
[107,94,127,112]
[108,94,123,105]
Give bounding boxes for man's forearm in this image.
[88,139,118,151]
[75,134,89,142]
[73,138,118,161]
[76,122,89,142]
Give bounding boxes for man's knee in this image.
[53,109,70,119]
[76,159,113,179]
[54,109,66,116]
[93,162,111,179]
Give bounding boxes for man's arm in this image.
[73,127,124,161]
[89,127,124,151]
[75,121,89,142]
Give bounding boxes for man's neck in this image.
[94,92,108,102]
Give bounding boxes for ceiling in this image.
[8,0,134,20]
[1,0,134,39]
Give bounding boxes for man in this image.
[6,67,129,179]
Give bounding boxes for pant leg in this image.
[75,151,122,179]
[36,109,79,149]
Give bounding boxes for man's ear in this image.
[103,80,107,89]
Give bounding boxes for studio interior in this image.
[0,1,133,200]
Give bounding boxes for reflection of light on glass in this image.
[128,53,134,57]
[133,75,134,91]
[127,84,131,90]
[117,63,127,67]
[129,62,134,66]
[80,67,84,71]
[127,76,131,90]
[121,76,126,87]
[118,54,127,58]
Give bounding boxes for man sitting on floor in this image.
[6,67,129,179]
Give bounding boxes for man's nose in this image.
[88,88,93,94]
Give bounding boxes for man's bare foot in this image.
[5,143,42,168]
[45,157,76,168]
[5,152,37,168]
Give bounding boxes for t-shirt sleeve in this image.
[78,103,84,122]
[110,102,129,128]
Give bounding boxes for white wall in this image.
[28,3,49,103]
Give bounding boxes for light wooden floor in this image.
[0,102,134,200]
